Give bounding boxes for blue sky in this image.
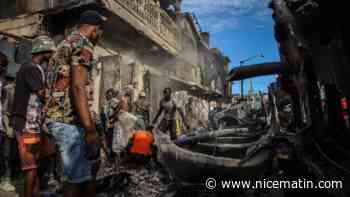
[182,0,279,94]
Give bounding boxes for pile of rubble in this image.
[94,159,171,197]
[123,163,170,197]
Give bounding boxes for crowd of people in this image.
[1,10,107,197]
[0,9,201,197]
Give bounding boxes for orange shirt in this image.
[130,131,155,156]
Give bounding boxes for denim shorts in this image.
[47,122,92,184]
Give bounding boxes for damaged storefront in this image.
[1,0,230,137]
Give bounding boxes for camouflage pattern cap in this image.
[31,35,57,54]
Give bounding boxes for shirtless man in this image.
[152,88,189,140]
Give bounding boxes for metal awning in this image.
[227,61,283,81]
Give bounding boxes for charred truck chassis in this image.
[270,0,350,195]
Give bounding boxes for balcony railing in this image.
[114,0,179,53]
[26,0,180,54]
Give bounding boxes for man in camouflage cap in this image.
[45,10,106,197]
[11,35,56,197]
[31,35,57,54]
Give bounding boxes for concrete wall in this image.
[199,46,228,95]
[0,14,42,37]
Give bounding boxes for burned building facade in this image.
[0,0,229,131]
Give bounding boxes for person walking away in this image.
[132,92,150,130]
[152,88,189,140]
[45,10,106,197]
[11,36,56,197]
[0,52,16,192]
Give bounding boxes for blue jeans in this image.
[47,122,92,184]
